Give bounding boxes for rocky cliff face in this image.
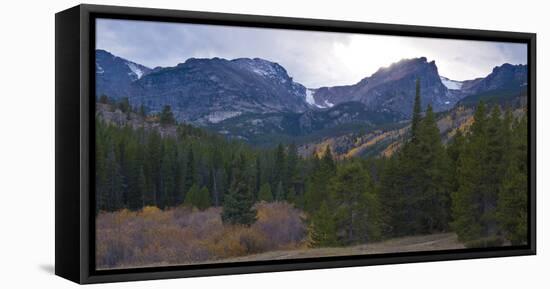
[311,57,459,116]
[462,63,527,95]
[128,57,309,124]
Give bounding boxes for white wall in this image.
[0,0,546,287]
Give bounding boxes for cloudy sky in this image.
[96,18,527,88]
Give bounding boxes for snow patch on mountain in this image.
[440,76,463,90]
[305,89,316,105]
[96,63,104,74]
[324,100,335,108]
[305,89,330,109]
[206,111,242,123]
[126,62,145,79]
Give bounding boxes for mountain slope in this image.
[209,101,405,146]
[95,49,152,99]
[458,63,528,106]
[128,57,309,124]
[310,57,459,116]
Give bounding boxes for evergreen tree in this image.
[159,141,177,209]
[321,145,336,172]
[452,102,488,242]
[222,154,257,226]
[144,131,162,206]
[331,162,380,245]
[258,183,273,202]
[117,97,131,113]
[104,143,123,211]
[274,143,287,190]
[304,150,334,213]
[160,105,176,126]
[286,142,299,192]
[415,105,451,232]
[197,186,211,210]
[309,201,337,248]
[184,184,200,208]
[275,181,285,201]
[126,139,144,210]
[496,115,528,244]
[183,148,197,197]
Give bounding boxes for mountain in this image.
[94,50,528,150]
[128,57,309,124]
[95,49,152,99]
[458,63,528,106]
[310,57,460,116]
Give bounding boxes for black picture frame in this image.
[55,4,536,284]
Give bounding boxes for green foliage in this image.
[378,103,450,236]
[496,115,528,245]
[117,97,131,113]
[275,181,285,201]
[160,105,176,126]
[304,147,335,213]
[185,184,211,210]
[451,104,527,245]
[222,154,257,226]
[331,162,380,245]
[308,201,337,247]
[258,183,273,202]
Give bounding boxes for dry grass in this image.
[221,232,465,263]
[96,202,307,269]
[97,202,465,270]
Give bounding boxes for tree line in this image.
[96,81,528,248]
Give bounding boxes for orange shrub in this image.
[96,202,306,269]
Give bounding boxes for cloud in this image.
[96,19,527,87]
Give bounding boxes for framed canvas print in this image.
[55,4,536,284]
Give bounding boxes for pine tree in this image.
[415,105,451,232]
[196,186,211,210]
[160,105,176,126]
[309,201,337,248]
[255,156,262,197]
[104,143,123,211]
[184,184,200,208]
[286,142,299,193]
[274,143,287,190]
[321,145,336,172]
[145,131,162,206]
[331,162,380,245]
[496,115,528,245]
[452,102,488,242]
[183,148,197,197]
[275,181,285,201]
[258,183,273,202]
[304,150,334,213]
[222,154,257,226]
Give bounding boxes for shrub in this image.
[96,202,306,269]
